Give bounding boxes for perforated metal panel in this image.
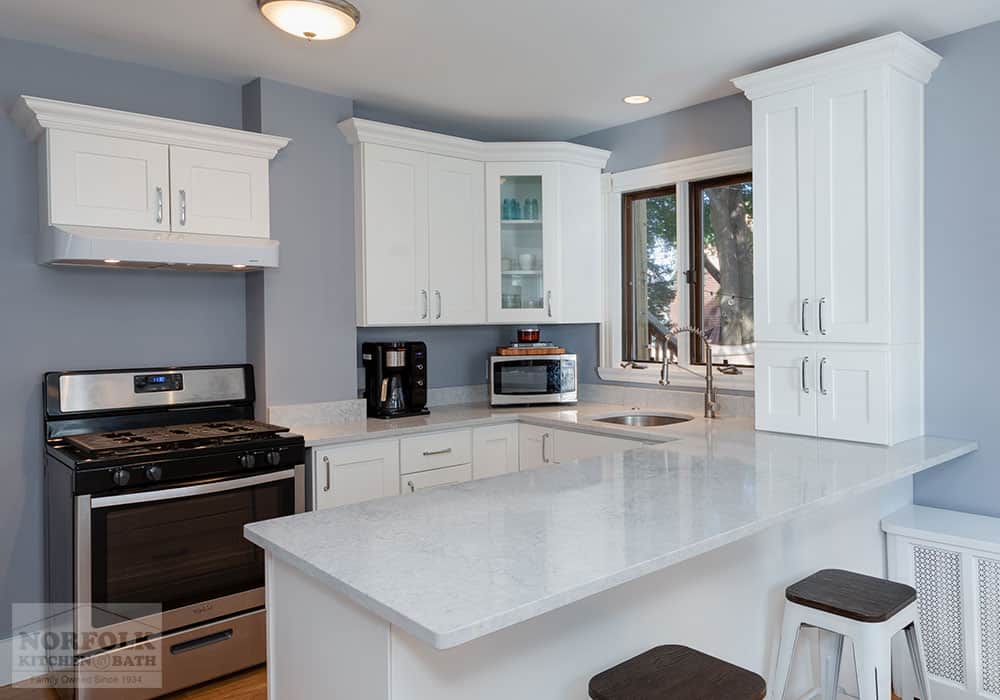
[978,557,1000,696]
[913,544,966,684]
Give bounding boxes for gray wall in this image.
[913,20,1000,517]
[572,94,752,173]
[356,324,600,390]
[0,37,247,637]
[243,79,357,407]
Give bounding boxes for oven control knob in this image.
[266,450,281,467]
[239,453,256,469]
[145,465,163,482]
[112,468,131,487]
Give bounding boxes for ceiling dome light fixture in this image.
[258,0,360,41]
[623,95,652,105]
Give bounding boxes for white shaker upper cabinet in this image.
[751,87,816,342]
[485,162,561,324]
[168,146,270,238]
[813,69,890,343]
[45,130,171,232]
[359,143,431,326]
[428,154,486,325]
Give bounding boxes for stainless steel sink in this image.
[594,414,692,428]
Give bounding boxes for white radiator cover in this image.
[884,506,1000,700]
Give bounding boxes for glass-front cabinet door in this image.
[485,163,560,323]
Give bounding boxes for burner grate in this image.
[64,420,289,456]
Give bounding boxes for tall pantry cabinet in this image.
[734,33,941,444]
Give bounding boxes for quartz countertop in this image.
[246,407,976,650]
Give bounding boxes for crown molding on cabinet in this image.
[338,118,612,169]
[732,31,942,100]
[11,95,291,160]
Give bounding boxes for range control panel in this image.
[134,373,184,393]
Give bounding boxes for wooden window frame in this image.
[688,172,753,365]
[621,185,677,364]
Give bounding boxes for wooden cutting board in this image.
[495,346,566,356]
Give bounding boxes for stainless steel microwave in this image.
[489,354,577,406]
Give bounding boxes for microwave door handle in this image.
[90,469,296,509]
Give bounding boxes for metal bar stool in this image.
[589,645,766,700]
[772,569,934,700]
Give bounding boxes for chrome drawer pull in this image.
[323,455,331,492]
[819,357,829,395]
[422,448,452,456]
[407,480,415,493]
[541,433,550,463]
[155,186,164,224]
[801,298,809,335]
[801,356,810,395]
[818,297,828,335]
[179,189,187,226]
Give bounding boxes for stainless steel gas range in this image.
[43,364,304,699]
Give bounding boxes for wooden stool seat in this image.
[785,568,917,623]
[589,645,766,700]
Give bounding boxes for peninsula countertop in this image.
[245,407,977,650]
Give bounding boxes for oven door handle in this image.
[90,469,298,509]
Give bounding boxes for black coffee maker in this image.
[362,341,429,419]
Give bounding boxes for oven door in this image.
[490,355,577,406]
[74,467,303,653]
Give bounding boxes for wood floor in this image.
[0,665,266,700]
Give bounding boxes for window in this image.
[622,186,677,363]
[620,172,753,367]
[689,173,754,365]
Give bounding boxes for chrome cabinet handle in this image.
[179,189,187,226]
[422,448,452,456]
[434,290,442,319]
[155,187,164,224]
[546,290,553,318]
[407,480,415,493]
[323,456,331,492]
[801,356,810,395]
[818,297,828,335]
[801,298,809,335]
[819,357,829,395]
[541,433,550,463]
[420,290,429,319]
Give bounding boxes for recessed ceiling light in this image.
[623,95,652,105]
[103,259,121,264]
[258,0,360,41]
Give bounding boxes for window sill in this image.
[597,365,755,394]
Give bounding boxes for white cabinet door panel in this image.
[472,424,519,479]
[428,155,485,324]
[752,87,816,342]
[313,440,400,510]
[755,344,818,436]
[518,424,555,470]
[814,70,890,343]
[46,130,170,231]
[402,463,473,493]
[169,146,269,238]
[553,429,643,463]
[361,144,430,325]
[816,348,890,444]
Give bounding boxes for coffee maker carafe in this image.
[362,342,429,419]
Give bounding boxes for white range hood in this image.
[39,225,280,270]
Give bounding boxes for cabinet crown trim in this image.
[11,95,291,159]
[338,118,611,169]
[732,31,942,99]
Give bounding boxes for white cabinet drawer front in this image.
[47,130,170,231]
[472,424,518,479]
[402,463,472,493]
[313,440,400,510]
[169,146,270,238]
[400,429,472,474]
[816,348,890,444]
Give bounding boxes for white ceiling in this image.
[1,0,998,140]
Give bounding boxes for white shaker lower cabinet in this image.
[471,424,519,479]
[402,464,473,493]
[168,145,271,238]
[553,429,646,463]
[518,424,555,470]
[311,440,400,510]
